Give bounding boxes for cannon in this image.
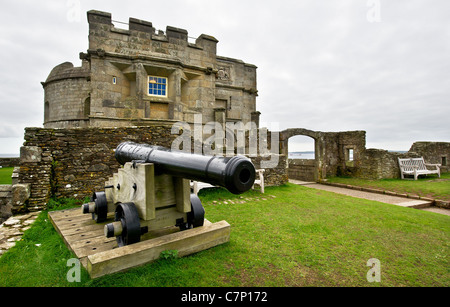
[114,142,256,195]
[82,142,256,247]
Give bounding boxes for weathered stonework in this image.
[282,128,449,181]
[0,158,20,168]
[0,185,12,223]
[17,126,285,211]
[281,129,366,181]
[42,10,259,129]
[357,149,420,180]
[288,159,315,182]
[409,142,450,173]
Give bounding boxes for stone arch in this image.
[280,128,321,182]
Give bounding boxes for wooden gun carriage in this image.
[82,142,256,247]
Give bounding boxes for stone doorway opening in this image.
[287,135,318,182]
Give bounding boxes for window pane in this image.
[148,76,167,96]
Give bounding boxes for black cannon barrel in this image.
[115,142,256,195]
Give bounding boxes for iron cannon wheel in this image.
[115,202,141,247]
[92,191,108,223]
[187,194,205,228]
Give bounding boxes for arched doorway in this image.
[281,128,320,182]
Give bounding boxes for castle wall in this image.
[42,10,258,129]
[42,61,91,128]
[18,126,286,212]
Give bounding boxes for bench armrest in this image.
[425,163,441,169]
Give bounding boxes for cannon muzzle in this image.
[115,142,255,194]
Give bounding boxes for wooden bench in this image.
[398,157,441,180]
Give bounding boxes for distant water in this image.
[288,151,315,159]
[0,154,19,158]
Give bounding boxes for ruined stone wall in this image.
[282,128,448,181]
[19,126,177,210]
[319,131,366,178]
[18,126,286,211]
[409,142,450,173]
[252,155,288,187]
[357,149,420,179]
[355,142,449,180]
[282,129,366,181]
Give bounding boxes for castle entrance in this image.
[280,128,320,182]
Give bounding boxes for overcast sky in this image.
[0,0,449,155]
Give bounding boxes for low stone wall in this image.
[0,184,30,222]
[18,126,288,212]
[409,142,450,173]
[0,158,20,168]
[357,142,450,180]
[357,149,419,179]
[288,159,316,182]
[253,155,288,187]
[0,185,12,223]
[19,126,177,210]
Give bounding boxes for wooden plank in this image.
[86,220,230,279]
[49,207,83,220]
[174,177,191,213]
[49,208,113,256]
[50,207,230,279]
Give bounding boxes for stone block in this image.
[11,184,30,212]
[20,146,42,163]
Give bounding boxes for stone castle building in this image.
[42,10,260,128]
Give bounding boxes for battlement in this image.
[87,10,218,52]
[43,10,258,130]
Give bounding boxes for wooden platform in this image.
[48,207,230,279]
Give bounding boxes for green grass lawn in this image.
[326,172,450,201]
[0,184,448,287]
[0,167,14,184]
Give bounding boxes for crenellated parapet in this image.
[86,10,219,69]
[42,10,258,129]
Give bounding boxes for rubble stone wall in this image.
[18,126,287,211]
